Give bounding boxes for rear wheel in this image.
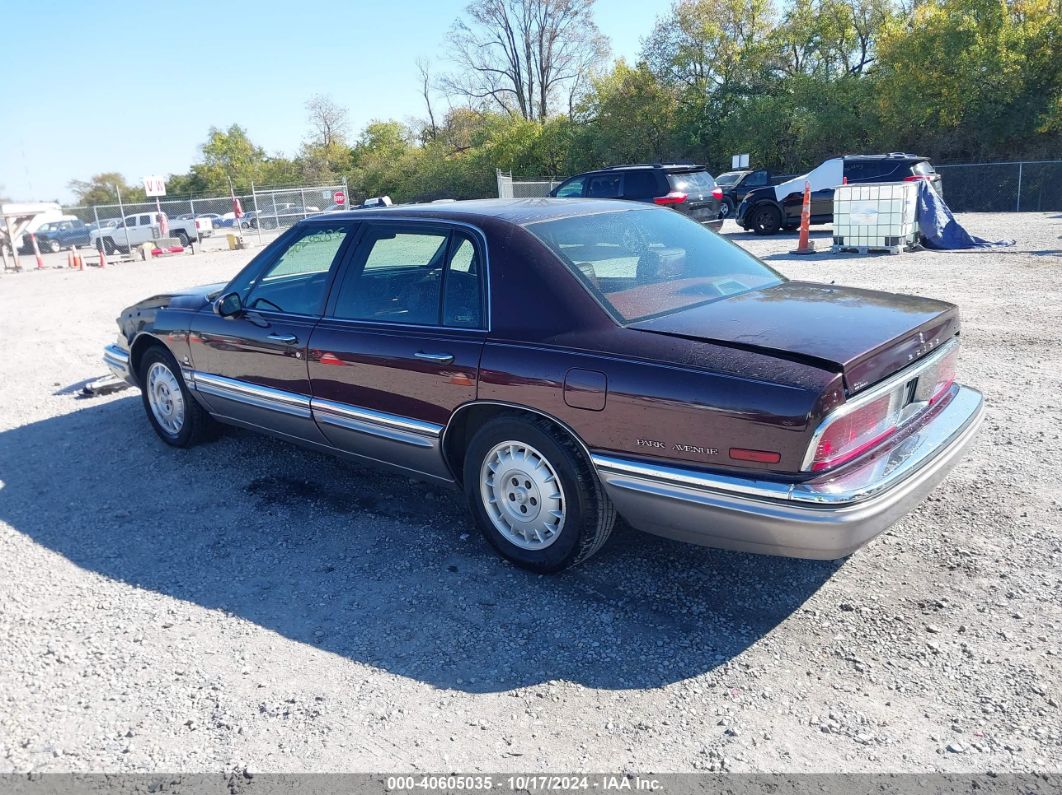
[138,347,217,447]
[464,415,616,573]
[102,238,118,254]
[751,205,782,235]
[719,197,735,219]
[174,230,190,247]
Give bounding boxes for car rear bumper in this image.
[103,344,134,384]
[591,384,984,559]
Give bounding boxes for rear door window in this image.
[332,227,450,325]
[745,170,769,187]
[586,173,622,198]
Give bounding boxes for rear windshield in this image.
[525,208,783,323]
[667,170,715,196]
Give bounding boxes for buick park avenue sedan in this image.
[103,199,983,572]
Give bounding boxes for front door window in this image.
[244,225,350,316]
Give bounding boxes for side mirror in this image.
[213,291,243,318]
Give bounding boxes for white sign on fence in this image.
[731,154,750,169]
[143,176,167,197]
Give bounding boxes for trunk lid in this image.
[628,281,960,393]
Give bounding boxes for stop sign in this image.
[333,191,346,206]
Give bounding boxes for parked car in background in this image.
[735,153,942,235]
[22,219,91,252]
[90,212,199,253]
[102,198,982,573]
[550,164,723,229]
[177,213,216,238]
[87,218,121,233]
[714,169,792,219]
[247,204,322,229]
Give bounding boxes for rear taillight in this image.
[711,187,723,200]
[810,392,898,472]
[903,174,932,182]
[194,220,201,229]
[654,191,688,205]
[927,347,957,405]
[805,341,960,472]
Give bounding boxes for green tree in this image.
[67,172,145,206]
[188,124,268,191]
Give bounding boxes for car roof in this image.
[843,153,929,161]
[313,198,656,226]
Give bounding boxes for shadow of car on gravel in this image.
[0,396,841,694]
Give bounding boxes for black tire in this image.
[750,204,782,235]
[46,239,61,253]
[174,230,190,247]
[463,414,616,573]
[138,346,217,448]
[719,197,735,219]
[102,238,118,255]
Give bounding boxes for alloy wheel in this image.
[480,440,566,550]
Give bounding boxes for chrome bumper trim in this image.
[103,344,132,382]
[592,385,984,559]
[188,371,312,419]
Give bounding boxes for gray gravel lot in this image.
[0,213,1059,774]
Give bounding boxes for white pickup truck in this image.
[89,212,200,253]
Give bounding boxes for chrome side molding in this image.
[186,370,444,447]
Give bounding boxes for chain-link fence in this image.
[496,170,563,199]
[935,160,1061,212]
[62,182,350,243]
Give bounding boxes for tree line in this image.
[69,0,1060,207]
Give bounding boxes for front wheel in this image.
[750,204,782,235]
[464,415,616,573]
[138,347,217,447]
[47,239,61,253]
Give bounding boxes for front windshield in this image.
[715,172,742,186]
[526,208,784,323]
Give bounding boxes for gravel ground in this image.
[0,212,1059,774]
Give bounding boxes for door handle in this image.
[267,333,298,345]
[415,351,454,364]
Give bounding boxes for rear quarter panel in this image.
[477,341,838,475]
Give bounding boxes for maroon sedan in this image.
[103,199,983,572]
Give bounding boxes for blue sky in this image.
[0,0,672,202]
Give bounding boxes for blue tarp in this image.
[917,182,1015,249]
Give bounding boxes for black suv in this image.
[550,164,723,229]
[735,154,942,235]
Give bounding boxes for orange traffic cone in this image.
[30,234,45,269]
[74,247,83,269]
[790,181,816,255]
[98,243,107,269]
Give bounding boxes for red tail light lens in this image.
[811,392,898,472]
[654,191,688,205]
[927,347,958,405]
[903,175,931,182]
[711,187,723,200]
[194,220,201,229]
